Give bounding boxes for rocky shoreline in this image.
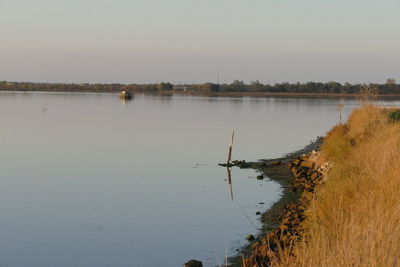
[186,138,327,267]
[227,137,327,267]
[245,146,332,266]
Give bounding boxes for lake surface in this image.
[0,92,398,267]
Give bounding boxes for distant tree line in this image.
[1,79,400,95]
[189,79,400,95]
[0,81,174,92]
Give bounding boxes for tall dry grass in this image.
[272,105,400,267]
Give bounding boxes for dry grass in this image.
[272,105,400,267]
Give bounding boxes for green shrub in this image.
[389,109,400,122]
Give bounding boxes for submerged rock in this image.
[246,234,255,241]
[184,259,203,267]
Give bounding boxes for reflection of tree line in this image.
[1,79,400,95]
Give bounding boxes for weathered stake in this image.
[227,130,235,164]
[336,104,344,125]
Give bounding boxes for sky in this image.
[1,0,400,84]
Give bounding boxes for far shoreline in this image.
[2,89,400,99]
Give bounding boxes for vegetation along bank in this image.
[232,105,400,266]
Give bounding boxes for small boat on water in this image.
[119,90,134,99]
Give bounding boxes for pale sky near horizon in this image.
[1,0,400,84]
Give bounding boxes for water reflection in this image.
[227,167,234,201]
[0,92,399,267]
[119,97,135,106]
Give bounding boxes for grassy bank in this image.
[271,105,400,266]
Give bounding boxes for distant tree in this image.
[143,84,158,91]
[387,78,396,85]
[327,82,342,94]
[230,80,246,92]
[274,82,289,92]
[197,83,220,93]
[384,78,398,94]
[157,82,173,91]
[249,80,264,92]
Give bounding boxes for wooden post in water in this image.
[336,104,344,125]
[227,130,235,164]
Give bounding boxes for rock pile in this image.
[289,151,331,193]
[244,151,331,267]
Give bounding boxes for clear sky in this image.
[1,0,400,84]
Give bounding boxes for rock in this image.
[237,161,252,168]
[256,211,261,215]
[257,174,264,180]
[246,234,255,241]
[310,172,320,180]
[218,163,233,167]
[300,160,314,168]
[184,259,203,267]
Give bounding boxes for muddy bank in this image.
[226,137,325,266]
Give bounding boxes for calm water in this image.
[0,92,398,267]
